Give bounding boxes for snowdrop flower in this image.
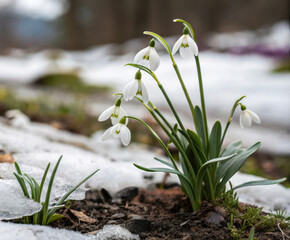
[123,70,149,103]
[101,117,131,146]
[172,27,198,58]
[98,98,127,125]
[239,105,261,128]
[134,39,160,71]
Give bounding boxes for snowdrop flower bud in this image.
[239,105,261,128]
[98,98,127,125]
[123,70,149,103]
[172,27,198,58]
[101,117,131,146]
[134,39,160,71]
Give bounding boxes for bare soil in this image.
[51,186,287,240]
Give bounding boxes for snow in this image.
[0,221,139,240]
[0,221,90,240]
[95,225,139,240]
[0,179,42,220]
[207,21,290,49]
[232,172,290,213]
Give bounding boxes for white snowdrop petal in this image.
[149,47,160,71]
[127,80,139,100]
[111,124,121,137]
[139,59,150,69]
[123,81,135,101]
[140,81,149,103]
[98,106,115,122]
[240,111,252,128]
[179,46,193,58]
[248,110,261,124]
[120,125,131,146]
[172,35,184,55]
[187,36,199,56]
[111,117,119,125]
[134,47,149,63]
[101,128,112,141]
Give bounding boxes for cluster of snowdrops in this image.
[98,19,285,211]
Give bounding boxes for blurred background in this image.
[0,0,289,184]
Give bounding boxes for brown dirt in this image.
[51,186,287,240]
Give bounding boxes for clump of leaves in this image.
[13,156,98,225]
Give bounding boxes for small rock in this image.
[205,211,225,225]
[113,187,139,202]
[111,213,126,219]
[86,188,112,203]
[125,218,151,234]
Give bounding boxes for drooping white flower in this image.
[239,105,261,128]
[123,70,149,103]
[101,117,131,146]
[172,27,198,58]
[134,39,160,71]
[98,98,126,125]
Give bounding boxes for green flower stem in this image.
[148,101,182,146]
[172,62,198,129]
[126,116,179,170]
[151,72,186,132]
[135,98,197,182]
[220,96,246,148]
[194,56,209,153]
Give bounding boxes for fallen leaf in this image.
[0,154,14,163]
[70,209,97,223]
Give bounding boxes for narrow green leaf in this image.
[248,226,255,240]
[221,141,243,157]
[173,19,195,39]
[13,172,30,198]
[47,214,64,224]
[195,106,206,152]
[134,164,192,186]
[42,155,63,225]
[209,121,222,159]
[126,63,153,76]
[187,129,202,149]
[143,31,172,55]
[46,168,99,223]
[153,157,174,168]
[233,178,286,190]
[14,162,30,197]
[37,163,50,202]
[216,142,261,194]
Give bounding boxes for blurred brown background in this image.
[0,0,289,50]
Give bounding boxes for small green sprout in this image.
[13,155,99,225]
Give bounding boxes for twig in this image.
[278,222,290,240]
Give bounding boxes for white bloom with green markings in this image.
[134,39,160,71]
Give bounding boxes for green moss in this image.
[272,59,290,73]
[34,73,112,94]
[0,87,108,136]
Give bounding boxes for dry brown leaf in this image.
[0,154,14,164]
[70,209,97,223]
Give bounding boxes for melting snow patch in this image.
[0,221,91,240]
[95,225,140,240]
[0,180,42,220]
